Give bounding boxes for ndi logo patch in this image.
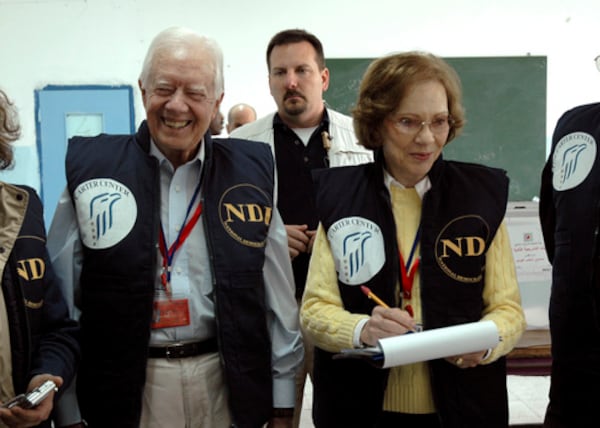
[327,216,385,285]
[219,183,273,248]
[552,132,596,191]
[435,215,489,283]
[74,178,137,249]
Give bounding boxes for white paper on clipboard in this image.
[336,321,500,369]
[378,320,500,368]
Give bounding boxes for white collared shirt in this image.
[383,169,431,199]
[148,139,216,344]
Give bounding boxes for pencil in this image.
[360,285,390,309]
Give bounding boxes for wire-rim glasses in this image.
[393,115,455,135]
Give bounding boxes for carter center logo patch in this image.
[552,132,596,191]
[74,179,137,249]
[327,216,385,285]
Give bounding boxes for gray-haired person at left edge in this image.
[47,26,302,428]
[0,88,80,428]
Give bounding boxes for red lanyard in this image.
[399,227,421,317]
[158,181,202,295]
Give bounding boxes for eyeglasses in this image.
[393,116,454,135]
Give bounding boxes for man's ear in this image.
[215,91,224,108]
[138,79,146,103]
[321,67,330,92]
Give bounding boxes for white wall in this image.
[2,0,600,193]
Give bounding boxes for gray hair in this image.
[139,26,224,97]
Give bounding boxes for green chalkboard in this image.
[325,56,547,201]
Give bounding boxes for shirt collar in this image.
[383,168,431,200]
[149,139,205,172]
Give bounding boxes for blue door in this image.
[36,85,135,226]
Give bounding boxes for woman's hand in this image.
[446,350,487,368]
[360,306,417,346]
[0,374,63,428]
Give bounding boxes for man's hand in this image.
[285,224,311,260]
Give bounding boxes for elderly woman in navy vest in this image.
[300,52,526,428]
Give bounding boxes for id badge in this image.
[151,298,190,329]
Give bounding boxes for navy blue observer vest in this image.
[311,154,510,428]
[66,121,275,428]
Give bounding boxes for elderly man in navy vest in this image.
[48,26,302,428]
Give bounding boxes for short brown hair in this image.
[0,89,19,169]
[266,29,325,70]
[352,52,465,149]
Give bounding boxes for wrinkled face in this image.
[268,41,329,127]
[139,45,222,167]
[382,80,450,187]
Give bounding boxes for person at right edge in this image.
[539,102,600,427]
[300,52,526,428]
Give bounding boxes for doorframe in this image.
[34,83,135,199]
[34,85,135,160]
